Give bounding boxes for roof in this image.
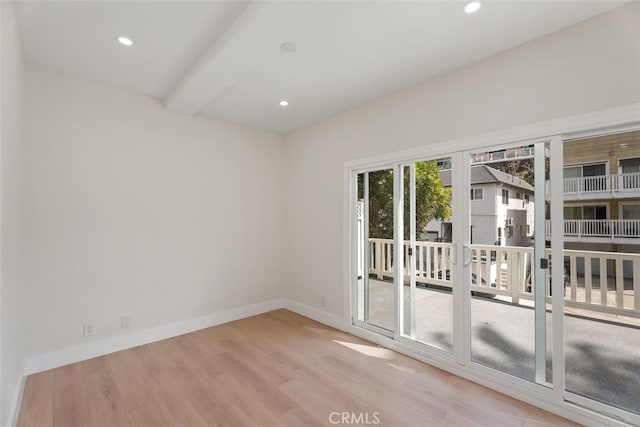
[439,165,534,192]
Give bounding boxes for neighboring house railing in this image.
[367,239,640,318]
[562,172,640,194]
[544,219,640,239]
[470,147,535,164]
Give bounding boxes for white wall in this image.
[0,2,25,426]
[283,3,640,316]
[22,66,286,357]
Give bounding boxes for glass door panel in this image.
[356,169,395,332]
[562,132,640,416]
[466,142,553,386]
[400,158,454,352]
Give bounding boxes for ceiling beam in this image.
[164,1,332,116]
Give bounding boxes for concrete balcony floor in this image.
[357,279,640,415]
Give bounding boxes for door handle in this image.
[463,244,473,266]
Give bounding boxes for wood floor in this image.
[17,309,579,427]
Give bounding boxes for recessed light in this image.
[280,42,297,53]
[464,0,482,14]
[117,36,133,46]
[279,100,289,107]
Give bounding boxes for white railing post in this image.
[599,257,607,307]
[569,254,577,301]
[510,249,520,304]
[635,258,640,311]
[578,220,582,238]
[616,259,624,309]
[376,240,380,276]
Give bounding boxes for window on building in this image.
[563,206,582,219]
[470,188,483,200]
[436,159,452,170]
[564,162,607,178]
[563,205,607,220]
[622,204,640,220]
[583,163,606,177]
[620,158,640,190]
[501,189,509,204]
[619,158,640,174]
[584,206,607,219]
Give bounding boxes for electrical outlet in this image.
[321,296,326,307]
[83,323,94,337]
[121,315,131,329]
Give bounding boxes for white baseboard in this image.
[7,359,26,427]
[282,298,348,331]
[24,298,285,375]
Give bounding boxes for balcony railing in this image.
[544,219,640,239]
[367,238,640,319]
[470,147,535,165]
[562,172,640,195]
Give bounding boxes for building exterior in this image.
[426,165,535,246]
[558,131,640,254]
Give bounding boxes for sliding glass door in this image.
[399,157,455,352]
[464,141,559,388]
[355,168,396,335]
[349,129,639,425]
[561,131,640,418]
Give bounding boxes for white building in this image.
[425,165,535,247]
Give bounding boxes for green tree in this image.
[360,161,452,239]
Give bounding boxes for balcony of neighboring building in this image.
[544,203,640,244]
[560,158,640,201]
[561,171,640,200]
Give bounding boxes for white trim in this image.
[455,151,468,366]
[565,392,640,426]
[550,135,566,402]
[534,142,547,384]
[344,167,356,333]
[24,298,285,375]
[563,123,640,141]
[408,163,416,340]
[392,163,401,337]
[7,360,26,427]
[282,298,347,331]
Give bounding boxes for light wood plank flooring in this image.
[17,309,579,426]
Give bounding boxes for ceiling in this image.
[15,1,628,133]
